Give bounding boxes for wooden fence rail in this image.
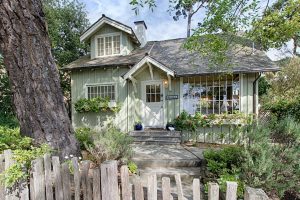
[0,150,269,200]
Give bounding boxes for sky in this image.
[79,0,296,61]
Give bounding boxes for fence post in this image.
[133,176,144,200]
[208,182,219,200]
[82,160,91,200]
[72,157,81,200]
[93,168,101,200]
[193,178,201,200]
[226,181,237,200]
[175,174,184,200]
[120,165,131,200]
[101,160,119,200]
[62,163,71,200]
[4,150,19,200]
[147,173,157,200]
[244,187,269,200]
[44,154,53,200]
[52,156,63,200]
[162,177,171,200]
[32,157,45,200]
[0,154,5,198]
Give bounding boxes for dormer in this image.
[80,15,144,59]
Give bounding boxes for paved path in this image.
[131,144,206,200]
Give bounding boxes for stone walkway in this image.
[131,144,206,200]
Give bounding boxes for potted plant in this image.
[134,121,143,131]
[166,122,175,131]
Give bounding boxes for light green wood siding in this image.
[240,73,259,114]
[71,67,133,132]
[71,66,259,132]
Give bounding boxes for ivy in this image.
[74,97,121,113]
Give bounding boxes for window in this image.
[182,74,240,115]
[87,84,116,101]
[96,34,121,57]
[146,84,161,103]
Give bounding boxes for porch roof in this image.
[123,56,175,80]
[64,38,280,75]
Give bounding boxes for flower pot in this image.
[134,124,143,131]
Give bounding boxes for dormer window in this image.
[96,34,121,57]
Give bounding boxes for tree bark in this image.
[0,0,80,157]
[187,10,192,37]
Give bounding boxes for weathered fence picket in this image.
[0,151,271,200]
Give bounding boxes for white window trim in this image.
[95,32,122,58]
[85,82,118,101]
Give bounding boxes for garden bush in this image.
[86,125,133,164]
[0,126,51,187]
[75,127,94,150]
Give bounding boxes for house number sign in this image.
[166,95,179,100]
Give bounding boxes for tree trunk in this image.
[0,0,80,157]
[187,10,192,37]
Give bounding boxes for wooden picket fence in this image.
[0,150,269,200]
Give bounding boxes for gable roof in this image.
[64,38,279,75]
[80,15,140,45]
[123,56,175,80]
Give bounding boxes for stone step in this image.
[133,141,180,145]
[132,158,202,168]
[129,131,181,137]
[133,137,181,142]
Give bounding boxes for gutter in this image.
[253,72,262,115]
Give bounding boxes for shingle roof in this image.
[63,38,279,75]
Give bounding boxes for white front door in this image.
[141,80,164,128]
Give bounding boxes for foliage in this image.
[258,76,270,97]
[249,0,300,55]
[0,127,32,153]
[0,144,51,188]
[74,97,121,113]
[43,0,89,98]
[203,146,245,177]
[86,125,133,164]
[217,172,245,198]
[264,58,300,101]
[263,97,300,121]
[173,111,251,132]
[75,127,94,150]
[128,161,138,174]
[0,115,19,129]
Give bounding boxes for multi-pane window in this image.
[182,74,240,115]
[97,35,121,57]
[146,84,161,103]
[87,84,116,101]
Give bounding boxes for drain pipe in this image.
[253,73,262,116]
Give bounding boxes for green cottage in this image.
[64,15,279,132]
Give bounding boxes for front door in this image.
[141,80,164,128]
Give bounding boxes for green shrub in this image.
[74,97,121,113]
[217,172,245,198]
[0,126,32,153]
[203,146,245,177]
[128,161,138,174]
[86,125,133,164]
[263,97,300,121]
[75,127,94,150]
[0,115,19,129]
[0,144,51,188]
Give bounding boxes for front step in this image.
[132,157,202,168]
[129,130,182,145]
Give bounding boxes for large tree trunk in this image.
[0,0,80,157]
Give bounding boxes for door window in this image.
[146,84,161,103]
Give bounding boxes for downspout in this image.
[253,73,262,116]
[127,79,129,133]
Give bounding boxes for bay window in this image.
[96,34,121,57]
[182,74,240,115]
